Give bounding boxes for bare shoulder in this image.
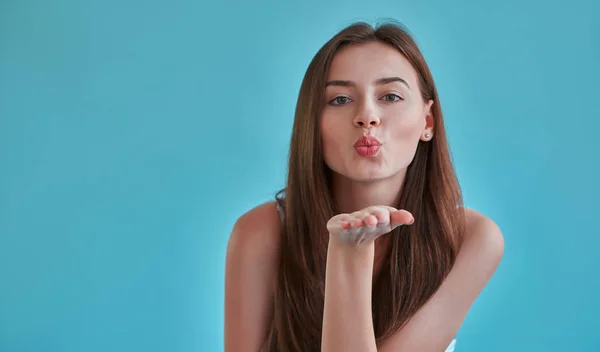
[227,200,282,258]
[224,201,282,351]
[461,207,505,266]
[226,200,283,294]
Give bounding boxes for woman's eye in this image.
[330,96,352,105]
[381,94,402,102]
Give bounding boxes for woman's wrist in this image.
[327,234,376,269]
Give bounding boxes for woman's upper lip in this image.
[354,136,382,147]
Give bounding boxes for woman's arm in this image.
[224,202,281,352]
[321,240,378,352]
[321,206,415,352]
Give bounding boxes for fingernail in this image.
[409,217,415,225]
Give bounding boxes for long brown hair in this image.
[266,20,466,351]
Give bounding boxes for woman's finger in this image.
[353,211,378,227]
[389,209,414,226]
[348,211,368,228]
[327,214,353,233]
[366,207,391,225]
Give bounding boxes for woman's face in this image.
[320,41,434,182]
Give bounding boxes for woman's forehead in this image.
[327,42,418,87]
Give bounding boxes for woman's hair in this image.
[266,20,466,351]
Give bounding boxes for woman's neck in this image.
[331,170,406,214]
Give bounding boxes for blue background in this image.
[1,0,598,351]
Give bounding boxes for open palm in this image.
[326,205,414,245]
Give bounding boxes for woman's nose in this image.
[353,113,380,128]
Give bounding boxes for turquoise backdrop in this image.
[1,0,598,351]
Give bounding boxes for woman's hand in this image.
[326,205,414,246]
[321,206,415,352]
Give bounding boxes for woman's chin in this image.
[348,170,392,183]
[348,166,408,183]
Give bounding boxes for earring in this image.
[425,133,431,139]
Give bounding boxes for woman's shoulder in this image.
[227,200,283,264]
[463,207,502,234]
[462,207,504,256]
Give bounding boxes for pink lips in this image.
[353,136,381,157]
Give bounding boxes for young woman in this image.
[225,20,504,352]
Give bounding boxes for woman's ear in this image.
[421,99,435,141]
